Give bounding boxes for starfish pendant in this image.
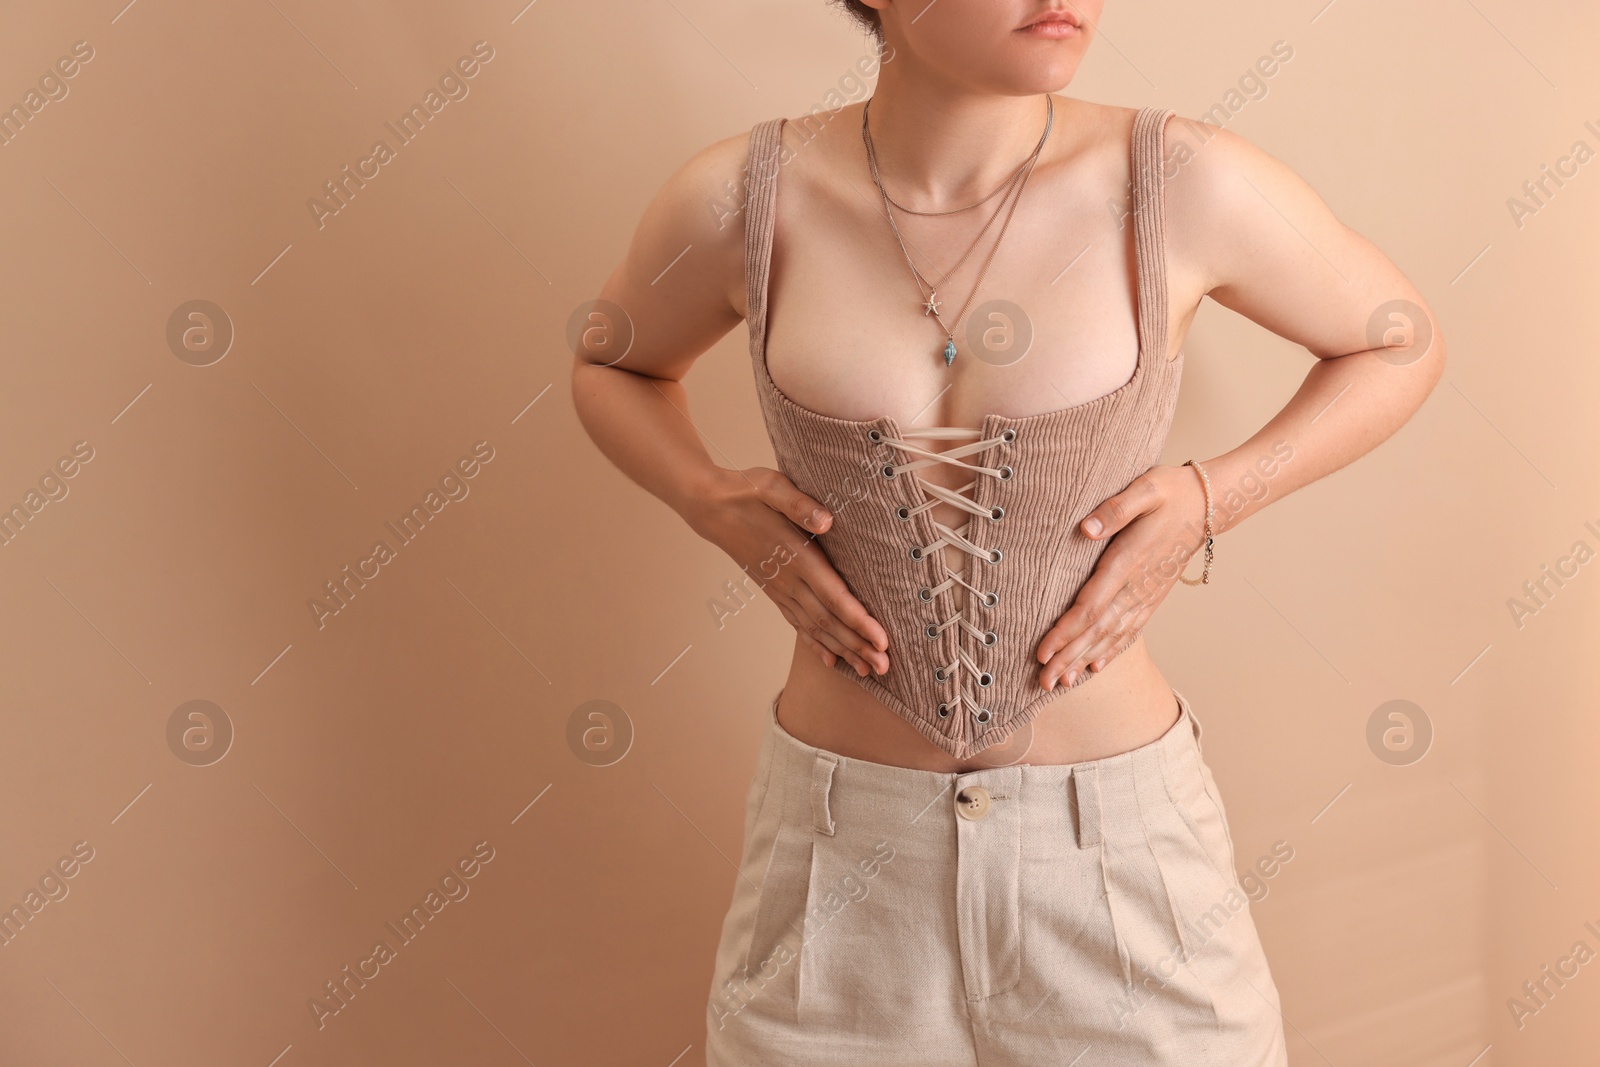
[923,292,942,316]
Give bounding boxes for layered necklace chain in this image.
[861,94,1054,366]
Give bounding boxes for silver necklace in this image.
[862,94,1054,365]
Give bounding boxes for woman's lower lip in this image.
[1018,21,1079,38]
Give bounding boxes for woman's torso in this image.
[748,96,1201,773]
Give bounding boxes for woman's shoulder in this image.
[1060,99,1286,206]
[658,125,767,228]
[1040,96,1155,169]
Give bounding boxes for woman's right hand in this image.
[687,466,890,677]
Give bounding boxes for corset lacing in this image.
[868,425,1017,727]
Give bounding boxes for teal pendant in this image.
[942,339,957,366]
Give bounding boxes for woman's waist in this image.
[775,636,1180,773]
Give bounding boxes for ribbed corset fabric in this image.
[743,105,1186,760]
[873,425,1015,725]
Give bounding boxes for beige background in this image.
[0,0,1595,1063]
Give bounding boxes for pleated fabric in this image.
[705,686,1289,1066]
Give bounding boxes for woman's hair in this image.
[829,0,884,41]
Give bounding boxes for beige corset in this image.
[743,106,1186,760]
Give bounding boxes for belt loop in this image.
[811,752,838,836]
[1072,764,1102,849]
[1178,688,1204,750]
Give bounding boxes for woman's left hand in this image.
[1035,464,1208,690]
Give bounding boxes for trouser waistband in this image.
[762,685,1209,851]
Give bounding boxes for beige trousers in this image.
[704,686,1289,1066]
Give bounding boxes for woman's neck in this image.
[860,75,1057,211]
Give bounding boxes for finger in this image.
[797,545,889,655]
[789,584,882,677]
[1075,603,1152,679]
[1080,581,1162,670]
[1068,560,1175,680]
[778,597,859,672]
[1076,627,1146,680]
[801,611,869,676]
[754,467,835,535]
[776,601,837,669]
[1080,472,1160,541]
[1091,627,1146,673]
[776,586,870,676]
[1036,552,1131,664]
[1094,621,1151,673]
[1039,586,1141,689]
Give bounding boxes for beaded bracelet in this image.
[1178,459,1214,586]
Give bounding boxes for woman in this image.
[573,1,1443,1063]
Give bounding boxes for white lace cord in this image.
[874,426,1014,726]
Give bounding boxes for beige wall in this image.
[0,1,1595,1063]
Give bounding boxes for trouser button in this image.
[955,785,991,821]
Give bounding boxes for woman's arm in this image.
[571,131,890,677]
[1037,114,1447,688]
[571,133,750,530]
[1164,115,1446,535]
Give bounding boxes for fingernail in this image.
[1065,669,1077,686]
[808,508,825,530]
[1083,517,1102,536]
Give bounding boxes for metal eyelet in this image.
[881,464,897,479]
[909,546,924,561]
[987,548,1003,564]
[868,429,882,443]
[988,506,1004,522]
[925,624,939,639]
[997,465,1013,480]
[896,506,911,520]
[978,672,993,688]
[937,703,951,719]
[1000,428,1017,443]
[973,707,992,724]
[918,586,933,602]
[982,591,999,607]
[982,630,998,647]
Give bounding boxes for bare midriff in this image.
[758,99,1188,773]
[775,634,1181,773]
[769,362,1184,773]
